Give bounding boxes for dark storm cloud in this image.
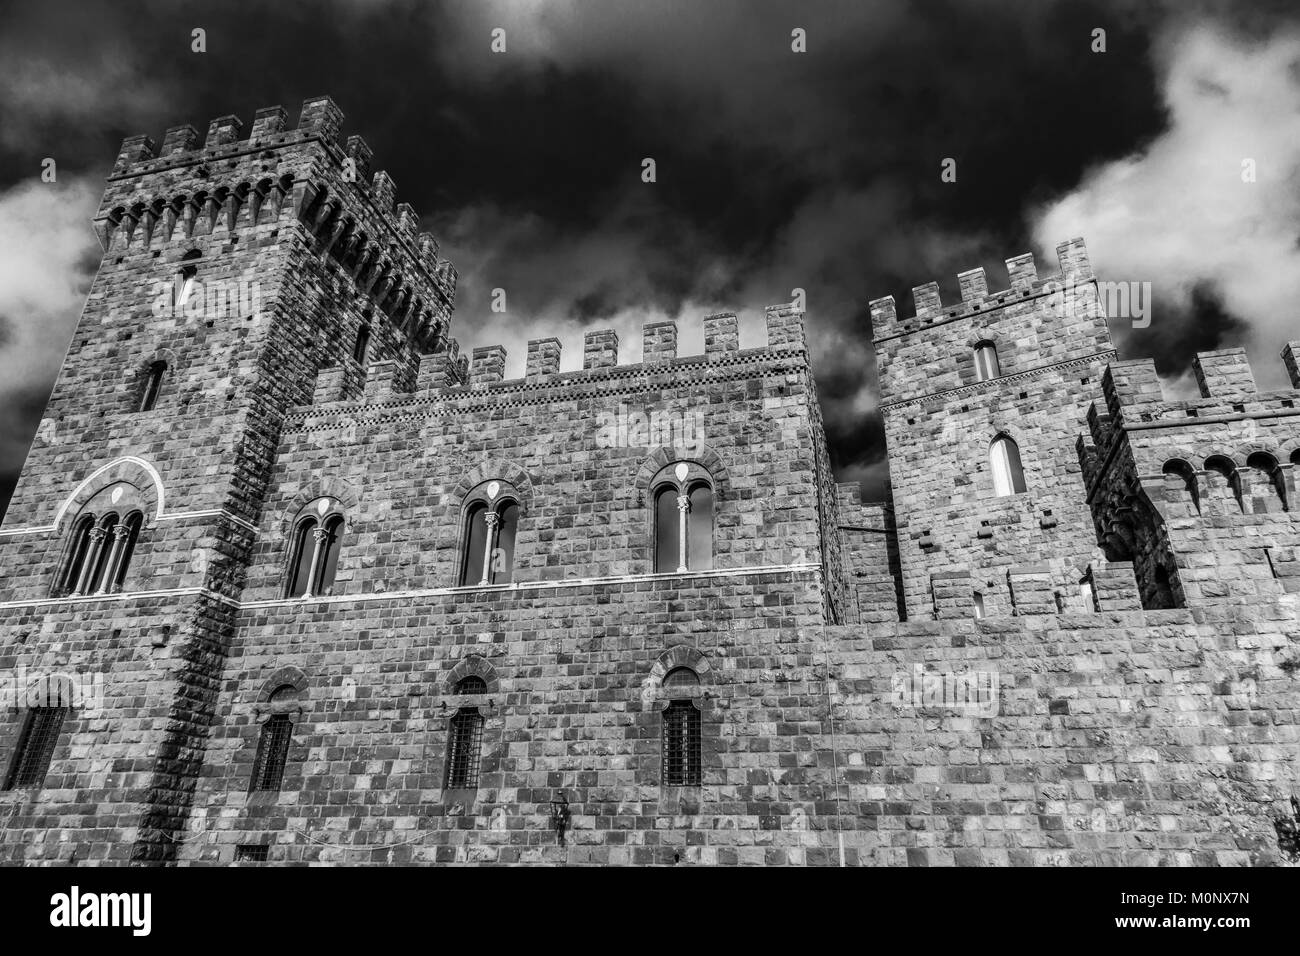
[1,0,1298,518]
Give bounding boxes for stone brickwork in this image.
[0,99,1297,866]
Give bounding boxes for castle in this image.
[0,97,1297,866]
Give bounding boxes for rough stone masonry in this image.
[0,97,1297,866]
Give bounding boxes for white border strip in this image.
[0,563,821,612]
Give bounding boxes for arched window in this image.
[2,706,67,790]
[352,323,371,363]
[1161,459,1199,517]
[456,676,487,695]
[138,361,166,412]
[662,699,701,787]
[990,435,1026,497]
[174,250,201,311]
[973,341,1001,382]
[55,515,95,597]
[1204,456,1242,513]
[1245,452,1287,513]
[654,486,680,572]
[54,483,147,597]
[458,482,522,586]
[973,592,986,619]
[284,499,346,598]
[652,464,716,573]
[249,684,299,793]
[445,707,483,789]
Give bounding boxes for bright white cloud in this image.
[0,177,100,463]
[1033,24,1300,385]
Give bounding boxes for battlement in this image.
[869,237,1093,341]
[98,97,456,351]
[305,305,808,409]
[1079,344,1300,490]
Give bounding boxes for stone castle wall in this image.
[0,97,1297,866]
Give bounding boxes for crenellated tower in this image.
[0,97,456,861]
[1079,344,1300,607]
[870,238,1116,619]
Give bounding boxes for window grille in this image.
[445,708,483,789]
[662,701,701,786]
[235,844,269,862]
[3,707,66,790]
[249,714,292,792]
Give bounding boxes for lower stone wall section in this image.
[154,592,1300,866]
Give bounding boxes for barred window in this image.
[662,700,701,787]
[235,844,269,862]
[445,707,483,789]
[249,713,293,793]
[456,676,487,695]
[3,707,67,790]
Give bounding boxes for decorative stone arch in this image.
[125,347,179,409]
[446,655,500,696]
[276,477,360,540]
[451,460,534,512]
[54,457,165,532]
[650,644,711,681]
[253,666,309,719]
[641,645,713,708]
[634,444,729,505]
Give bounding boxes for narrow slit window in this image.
[352,324,371,363]
[138,361,166,412]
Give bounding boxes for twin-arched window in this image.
[284,499,346,598]
[56,501,144,597]
[652,464,715,573]
[459,482,520,586]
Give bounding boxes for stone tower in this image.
[869,239,1116,619]
[0,97,456,860]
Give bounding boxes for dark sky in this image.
[2,0,1299,516]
